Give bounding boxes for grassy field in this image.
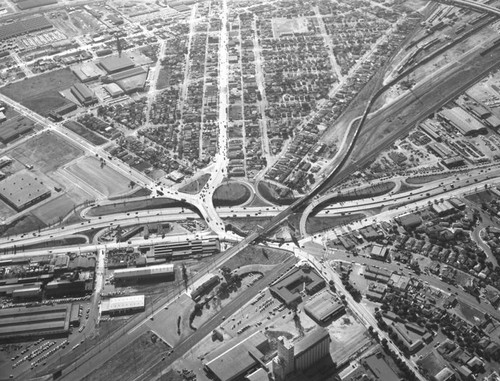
[64,121,108,145]
[9,131,83,172]
[222,245,294,271]
[306,214,365,234]
[406,173,452,184]
[418,352,445,377]
[394,181,421,194]
[66,157,132,198]
[0,214,46,238]
[83,330,169,381]
[466,190,498,205]
[0,68,78,116]
[213,182,251,206]
[179,173,210,194]
[87,198,186,217]
[31,194,77,225]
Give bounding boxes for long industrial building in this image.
[0,305,71,340]
[152,238,220,262]
[438,107,488,136]
[113,264,175,284]
[101,295,145,316]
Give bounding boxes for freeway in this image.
[435,0,500,17]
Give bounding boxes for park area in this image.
[8,131,83,173]
[213,182,251,206]
[66,157,133,198]
[0,68,78,116]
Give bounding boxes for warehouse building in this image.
[439,107,488,136]
[101,295,145,316]
[113,264,175,285]
[72,61,104,82]
[0,115,35,143]
[204,331,268,381]
[273,327,331,380]
[270,266,325,307]
[70,83,97,106]
[304,290,345,323]
[99,55,135,74]
[0,304,71,340]
[370,244,388,260]
[0,171,51,211]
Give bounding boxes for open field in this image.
[272,17,308,37]
[9,131,83,172]
[466,190,498,205]
[63,121,108,146]
[0,68,78,116]
[306,214,365,235]
[0,214,46,238]
[394,181,421,194]
[418,351,445,378]
[0,200,16,221]
[222,244,294,271]
[179,173,210,194]
[213,181,251,206]
[31,194,77,225]
[66,157,132,198]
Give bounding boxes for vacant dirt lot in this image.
[66,157,131,198]
[9,131,83,173]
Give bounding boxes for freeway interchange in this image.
[5,0,500,380]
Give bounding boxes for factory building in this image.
[0,171,51,211]
[99,55,135,74]
[152,238,220,262]
[0,304,71,340]
[438,107,488,136]
[113,264,175,285]
[273,327,331,380]
[101,295,145,316]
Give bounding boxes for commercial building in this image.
[431,200,455,216]
[113,264,175,284]
[99,55,135,74]
[0,304,71,340]
[439,107,488,136]
[101,295,145,316]
[273,327,331,380]
[0,16,52,41]
[304,290,344,323]
[363,352,401,381]
[204,331,268,381]
[0,171,51,211]
[370,244,388,260]
[270,266,325,307]
[395,213,422,230]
